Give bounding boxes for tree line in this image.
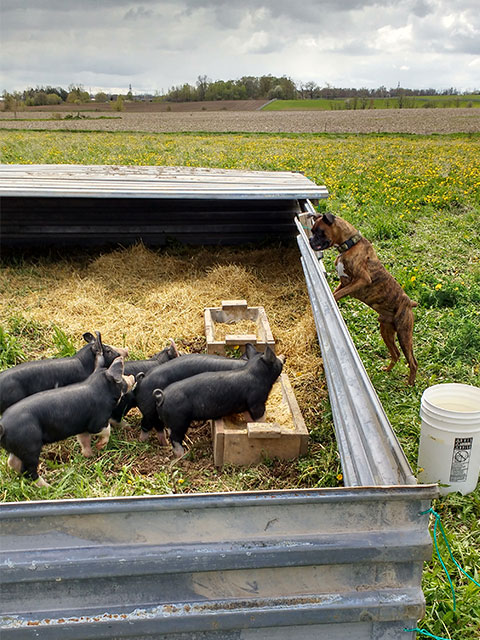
[2,76,478,108]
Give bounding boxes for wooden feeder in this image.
[211,373,309,467]
[204,299,275,355]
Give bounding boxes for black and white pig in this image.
[153,345,284,457]
[0,357,135,486]
[0,331,128,414]
[110,339,179,426]
[134,344,261,443]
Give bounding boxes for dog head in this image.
[308,213,357,252]
[308,213,337,251]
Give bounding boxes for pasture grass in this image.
[0,130,479,639]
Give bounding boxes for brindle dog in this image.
[309,212,418,384]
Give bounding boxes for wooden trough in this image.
[212,372,309,467]
[204,299,275,355]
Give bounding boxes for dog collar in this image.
[336,231,362,253]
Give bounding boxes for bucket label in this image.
[449,437,473,482]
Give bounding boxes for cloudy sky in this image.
[1,0,479,95]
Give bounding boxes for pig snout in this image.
[123,374,135,392]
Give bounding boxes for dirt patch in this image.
[0,108,478,134]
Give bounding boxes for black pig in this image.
[154,346,284,457]
[0,331,128,414]
[110,339,179,426]
[135,344,260,443]
[0,357,135,486]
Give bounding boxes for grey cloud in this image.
[1,0,479,92]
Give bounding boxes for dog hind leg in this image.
[379,321,400,372]
[395,307,418,385]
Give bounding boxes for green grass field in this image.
[0,130,479,639]
[263,95,480,110]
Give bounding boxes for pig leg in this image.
[7,453,23,473]
[8,454,49,487]
[110,392,135,427]
[76,433,93,457]
[96,424,111,450]
[155,428,168,446]
[139,429,150,442]
[35,476,51,488]
[7,434,44,484]
[164,416,190,458]
[140,412,164,442]
[20,450,47,486]
[171,440,185,458]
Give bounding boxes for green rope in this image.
[404,507,479,639]
[404,628,452,640]
[421,507,480,613]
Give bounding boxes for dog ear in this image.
[322,213,336,225]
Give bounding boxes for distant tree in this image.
[94,92,108,103]
[66,85,90,104]
[33,90,48,106]
[196,75,209,101]
[268,84,285,100]
[46,93,62,105]
[303,81,318,99]
[2,91,23,117]
[113,95,124,111]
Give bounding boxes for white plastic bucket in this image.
[417,383,480,495]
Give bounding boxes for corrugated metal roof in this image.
[0,164,329,200]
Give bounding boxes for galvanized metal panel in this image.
[0,165,329,200]
[0,196,303,247]
[0,181,438,639]
[0,486,436,639]
[295,206,417,487]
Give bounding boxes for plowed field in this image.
[1,107,479,134]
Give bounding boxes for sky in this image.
[1,0,479,95]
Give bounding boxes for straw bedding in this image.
[0,243,329,488]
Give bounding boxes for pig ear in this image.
[168,339,179,358]
[262,345,276,364]
[106,356,124,383]
[244,343,258,359]
[323,212,336,226]
[92,331,104,355]
[83,332,95,344]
